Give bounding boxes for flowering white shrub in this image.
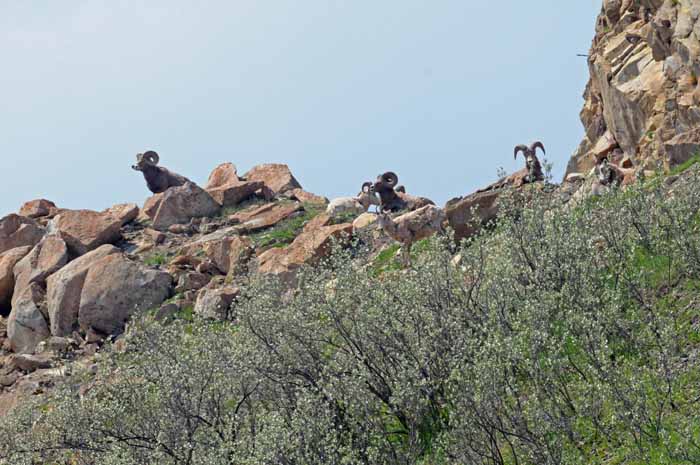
[1,169,700,464]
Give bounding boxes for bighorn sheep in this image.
[326,182,381,217]
[132,151,191,194]
[376,205,446,267]
[513,142,545,184]
[373,172,434,213]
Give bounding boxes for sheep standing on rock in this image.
[132,151,191,194]
[514,142,545,184]
[376,204,446,267]
[373,172,434,213]
[326,182,381,217]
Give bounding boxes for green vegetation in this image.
[2,171,700,464]
[670,154,700,176]
[143,252,168,266]
[250,202,324,248]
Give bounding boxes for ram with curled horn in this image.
[513,141,545,184]
[132,150,192,194]
[373,171,434,213]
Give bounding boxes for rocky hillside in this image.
[567,0,700,175]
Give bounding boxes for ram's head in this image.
[132,151,160,171]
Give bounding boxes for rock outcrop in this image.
[0,215,45,255]
[146,183,221,231]
[243,164,302,196]
[567,0,700,175]
[77,254,172,335]
[0,247,32,312]
[46,245,121,337]
[205,163,264,208]
[51,208,131,257]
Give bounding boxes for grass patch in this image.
[250,202,325,248]
[143,253,168,267]
[670,154,700,176]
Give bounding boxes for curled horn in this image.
[361,181,373,194]
[380,171,399,188]
[514,145,528,160]
[143,150,159,165]
[530,141,545,156]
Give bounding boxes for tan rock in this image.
[302,213,332,233]
[233,202,303,233]
[352,213,378,232]
[151,183,220,231]
[78,254,172,335]
[12,236,69,306]
[445,189,502,243]
[664,128,700,167]
[243,164,302,196]
[205,162,240,189]
[140,193,165,220]
[287,188,328,205]
[103,203,139,226]
[207,181,264,207]
[0,247,32,312]
[194,286,239,320]
[18,199,57,219]
[258,223,352,284]
[6,353,52,372]
[52,210,123,256]
[46,245,120,337]
[202,236,254,276]
[175,272,211,294]
[0,215,45,255]
[7,283,49,354]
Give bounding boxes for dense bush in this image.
[2,170,700,465]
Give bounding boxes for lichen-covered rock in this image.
[0,215,45,255]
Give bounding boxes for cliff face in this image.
[567,0,700,175]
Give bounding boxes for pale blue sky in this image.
[1,1,600,216]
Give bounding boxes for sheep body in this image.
[373,172,435,213]
[132,151,192,194]
[326,183,380,217]
[376,204,446,267]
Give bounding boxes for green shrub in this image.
[2,171,700,464]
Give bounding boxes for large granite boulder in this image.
[7,283,49,354]
[12,236,69,304]
[0,247,32,313]
[51,209,124,257]
[149,183,220,231]
[46,245,121,337]
[77,254,172,334]
[243,164,302,196]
